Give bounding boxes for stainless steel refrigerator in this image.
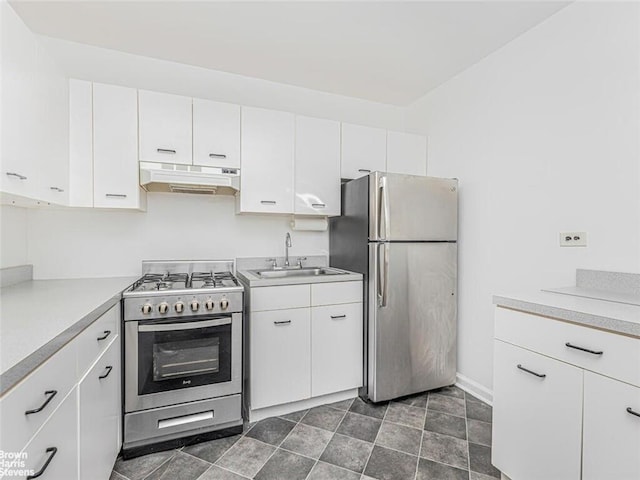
[330,172,458,403]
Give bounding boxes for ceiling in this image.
[10,1,570,106]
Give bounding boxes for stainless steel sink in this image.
[250,267,347,279]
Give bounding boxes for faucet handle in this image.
[266,258,278,268]
[296,257,307,268]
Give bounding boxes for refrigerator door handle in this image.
[379,176,390,240]
[377,243,389,307]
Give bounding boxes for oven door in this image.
[125,312,242,413]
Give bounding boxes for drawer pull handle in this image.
[26,447,57,479]
[358,169,371,173]
[260,200,277,205]
[106,193,127,198]
[25,390,58,415]
[97,330,111,341]
[157,148,176,154]
[627,407,640,418]
[99,365,113,379]
[312,203,326,208]
[565,342,603,356]
[209,153,227,159]
[274,320,292,326]
[517,364,546,378]
[330,314,346,319]
[6,172,27,180]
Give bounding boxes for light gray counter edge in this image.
[493,295,640,338]
[0,292,122,397]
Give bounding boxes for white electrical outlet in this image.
[560,232,587,247]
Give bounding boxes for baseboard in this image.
[455,373,493,406]
[249,388,359,423]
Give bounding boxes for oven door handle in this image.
[139,317,231,332]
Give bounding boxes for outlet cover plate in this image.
[560,232,587,247]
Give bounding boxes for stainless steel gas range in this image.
[122,260,244,458]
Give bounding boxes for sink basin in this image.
[250,267,347,279]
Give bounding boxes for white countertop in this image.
[1,277,136,381]
[493,288,640,338]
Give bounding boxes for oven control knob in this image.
[141,303,153,315]
[174,301,185,313]
[158,302,169,314]
[205,299,214,311]
[220,298,229,310]
[190,300,199,312]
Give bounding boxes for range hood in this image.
[140,162,240,195]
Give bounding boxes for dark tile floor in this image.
[111,387,500,480]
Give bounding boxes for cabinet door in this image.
[492,339,582,480]
[386,131,427,176]
[21,388,79,480]
[240,107,295,214]
[341,123,386,180]
[68,79,93,207]
[311,303,363,397]
[79,339,121,480]
[250,308,310,409]
[193,99,240,169]
[93,83,142,209]
[139,90,192,165]
[583,371,640,480]
[295,115,341,216]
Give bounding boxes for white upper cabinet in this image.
[341,123,386,180]
[1,3,68,204]
[386,131,427,176]
[240,106,294,214]
[138,90,192,165]
[68,79,94,208]
[93,83,144,209]
[193,99,241,169]
[295,115,341,216]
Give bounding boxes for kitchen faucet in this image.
[284,232,292,267]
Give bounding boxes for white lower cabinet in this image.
[79,339,121,480]
[493,306,640,480]
[251,308,311,409]
[582,372,640,480]
[249,280,363,412]
[492,339,583,480]
[21,389,79,480]
[1,305,121,480]
[311,303,363,397]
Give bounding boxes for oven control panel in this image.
[124,291,243,320]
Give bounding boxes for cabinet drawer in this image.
[492,340,583,480]
[0,342,77,454]
[76,303,120,377]
[495,307,640,387]
[79,340,121,480]
[311,281,362,306]
[20,388,79,480]
[251,285,310,311]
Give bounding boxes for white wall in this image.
[27,193,328,279]
[0,206,28,268]
[405,1,640,394]
[38,36,406,131]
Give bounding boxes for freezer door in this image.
[367,242,457,402]
[369,172,457,241]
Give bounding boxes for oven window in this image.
[138,317,232,395]
[153,337,220,381]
